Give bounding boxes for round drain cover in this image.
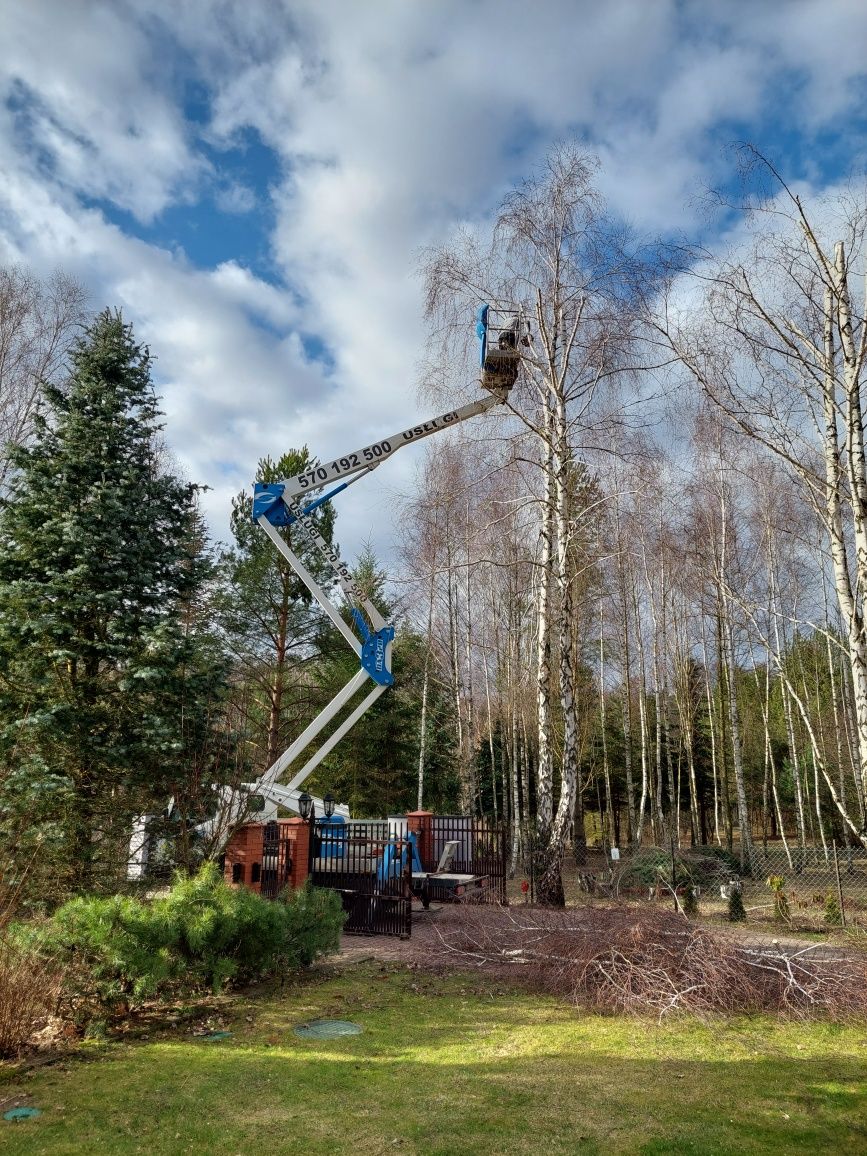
[4,1107,42,1121]
[294,1019,363,1039]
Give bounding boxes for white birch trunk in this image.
[599,608,615,848]
[831,248,867,813]
[750,650,793,869]
[616,534,638,843]
[550,393,579,857]
[535,401,555,836]
[634,593,651,845]
[416,573,435,810]
[700,618,722,846]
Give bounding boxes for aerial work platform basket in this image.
[476,303,529,393]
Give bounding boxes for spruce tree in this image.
[148,506,247,871]
[0,310,210,896]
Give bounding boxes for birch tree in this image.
[657,150,867,843]
[0,265,87,488]
[423,144,640,903]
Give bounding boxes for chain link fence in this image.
[508,828,867,931]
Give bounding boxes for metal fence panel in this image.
[260,821,292,899]
[426,816,508,904]
[311,819,412,938]
[508,825,867,929]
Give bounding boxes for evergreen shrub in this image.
[682,886,699,916]
[619,849,673,888]
[728,885,746,922]
[35,864,345,1015]
[823,891,843,927]
[620,849,727,899]
[695,845,743,876]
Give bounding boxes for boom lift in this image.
[128,305,525,876]
[240,303,526,822]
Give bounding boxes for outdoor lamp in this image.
[298,791,314,821]
[323,792,336,818]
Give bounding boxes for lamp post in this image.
[298,790,314,821]
[298,791,315,875]
[323,792,336,819]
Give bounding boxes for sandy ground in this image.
[331,902,454,966]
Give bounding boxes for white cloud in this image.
[214,181,256,214]
[0,1,200,221]
[1,0,866,565]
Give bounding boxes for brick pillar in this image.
[283,817,311,890]
[246,824,265,893]
[406,810,433,871]
[223,826,246,884]
[224,822,266,891]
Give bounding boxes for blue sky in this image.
[1,0,866,559]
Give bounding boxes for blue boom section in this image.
[317,813,347,859]
[351,609,394,686]
[252,480,349,526]
[377,830,423,885]
[252,482,394,687]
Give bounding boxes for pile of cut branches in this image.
[430,905,867,1020]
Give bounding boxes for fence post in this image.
[403,835,413,938]
[405,810,433,869]
[529,825,536,905]
[832,842,847,929]
[284,817,311,891]
[670,831,679,914]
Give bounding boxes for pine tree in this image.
[218,451,337,776]
[823,891,843,927]
[0,310,212,896]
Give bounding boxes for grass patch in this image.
[2,964,866,1154]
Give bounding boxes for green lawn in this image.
[2,963,866,1155]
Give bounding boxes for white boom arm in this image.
[135,393,503,868]
[279,394,502,499]
[243,388,508,817]
[129,304,523,874]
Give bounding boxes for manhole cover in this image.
[4,1107,42,1121]
[294,1019,363,1039]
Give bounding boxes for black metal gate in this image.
[311,820,412,939]
[306,816,508,938]
[423,816,508,904]
[260,820,292,899]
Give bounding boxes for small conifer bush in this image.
[728,885,746,922]
[35,863,345,1017]
[682,886,699,916]
[823,891,843,927]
